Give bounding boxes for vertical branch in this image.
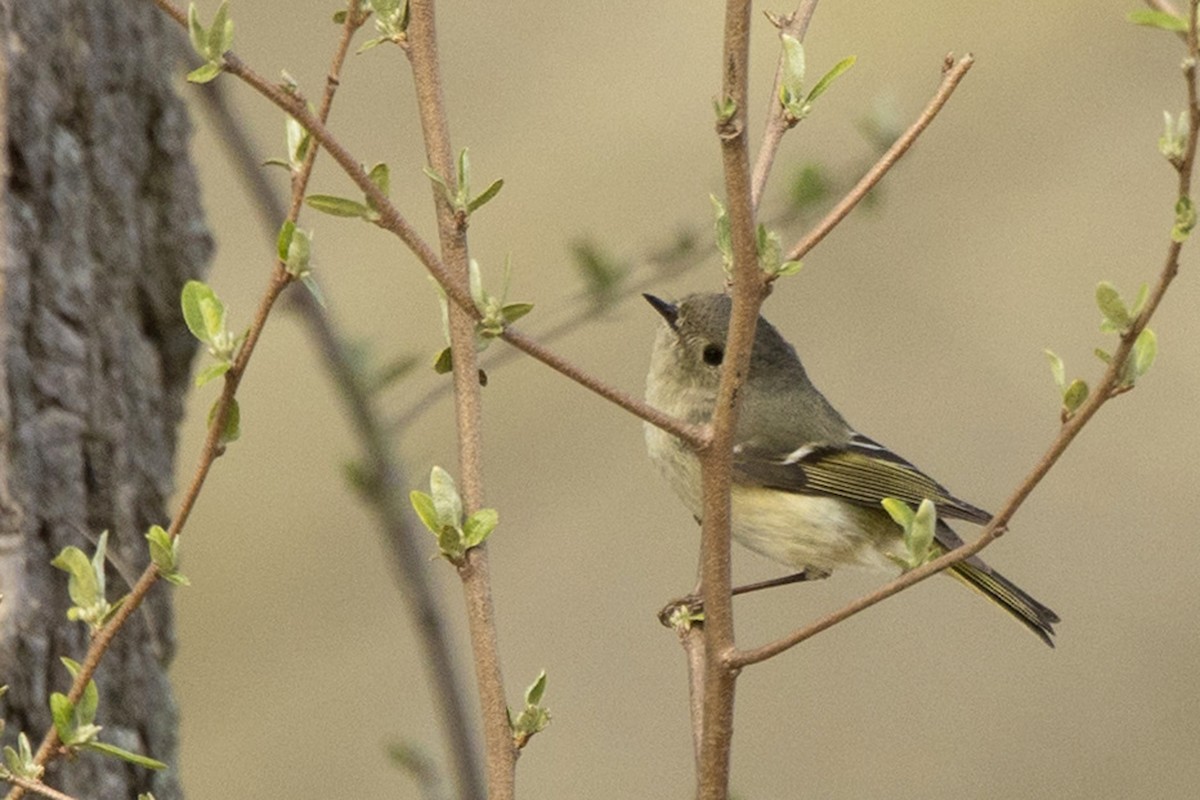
[694,1,771,798]
[405,2,517,798]
[750,0,820,211]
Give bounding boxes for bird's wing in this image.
[732,432,993,525]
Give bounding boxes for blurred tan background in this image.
[171,2,1199,798]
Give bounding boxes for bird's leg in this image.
[732,568,830,596]
[657,568,830,628]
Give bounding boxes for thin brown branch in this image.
[750,0,820,211]
[284,1,366,221]
[733,5,1199,668]
[0,777,77,800]
[691,2,768,798]
[404,1,516,797]
[500,328,708,448]
[785,53,974,262]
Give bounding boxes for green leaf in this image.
[1127,9,1188,32]
[49,693,76,743]
[1133,328,1158,377]
[457,148,471,202]
[436,525,464,562]
[194,361,231,388]
[208,0,232,57]
[370,0,402,20]
[501,302,534,324]
[300,273,326,307]
[409,490,440,534]
[83,741,167,771]
[524,669,547,706]
[1096,281,1132,330]
[59,659,98,728]
[1131,283,1150,317]
[4,732,42,780]
[284,226,313,278]
[806,55,856,105]
[881,497,914,529]
[223,397,241,443]
[145,525,189,586]
[422,166,454,205]
[710,195,733,274]
[186,61,223,85]
[1062,378,1089,415]
[187,4,207,56]
[468,259,487,310]
[468,178,504,213]
[207,397,241,444]
[160,569,191,588]
[756,224,779,274]
[51,546,100,610]
[433,346,453,374]
[366,162,390,213]
[357,36,389,54]
[1043,349,1066,389]
[180,280,224,345]
[286,116,310,167]
[277,220,296,261]
[83,530,106,595]
[306,194,371,218]
[1172,195,1195,242]
[1094,347,1112,364]
[367,0,408,39]
[429,466,463,528]
[1159,110,1189,163]
[907,498,936,565]
[510,669,551,748]
[713,96,737,125]
[463,508,498,549]
[332,9,347,23]
[779,34,806,112]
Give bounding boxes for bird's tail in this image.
[947,556,1060,647]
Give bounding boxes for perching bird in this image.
[643,292,1059,646]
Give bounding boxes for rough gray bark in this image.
[0,1,210,797]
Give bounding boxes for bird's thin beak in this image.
[643,293,679,330]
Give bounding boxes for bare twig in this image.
[0,777,77,800]
[501,328,707,447]
[732,3,1199,668]
[691,1,769,797]
[750,0,820,211]
[785,53,974,262]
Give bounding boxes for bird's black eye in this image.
[702,344,724,366]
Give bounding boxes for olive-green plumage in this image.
[643,292,1059,646]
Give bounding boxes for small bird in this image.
[643,292,1059,646]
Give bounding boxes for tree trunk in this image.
[0,1,210,797]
